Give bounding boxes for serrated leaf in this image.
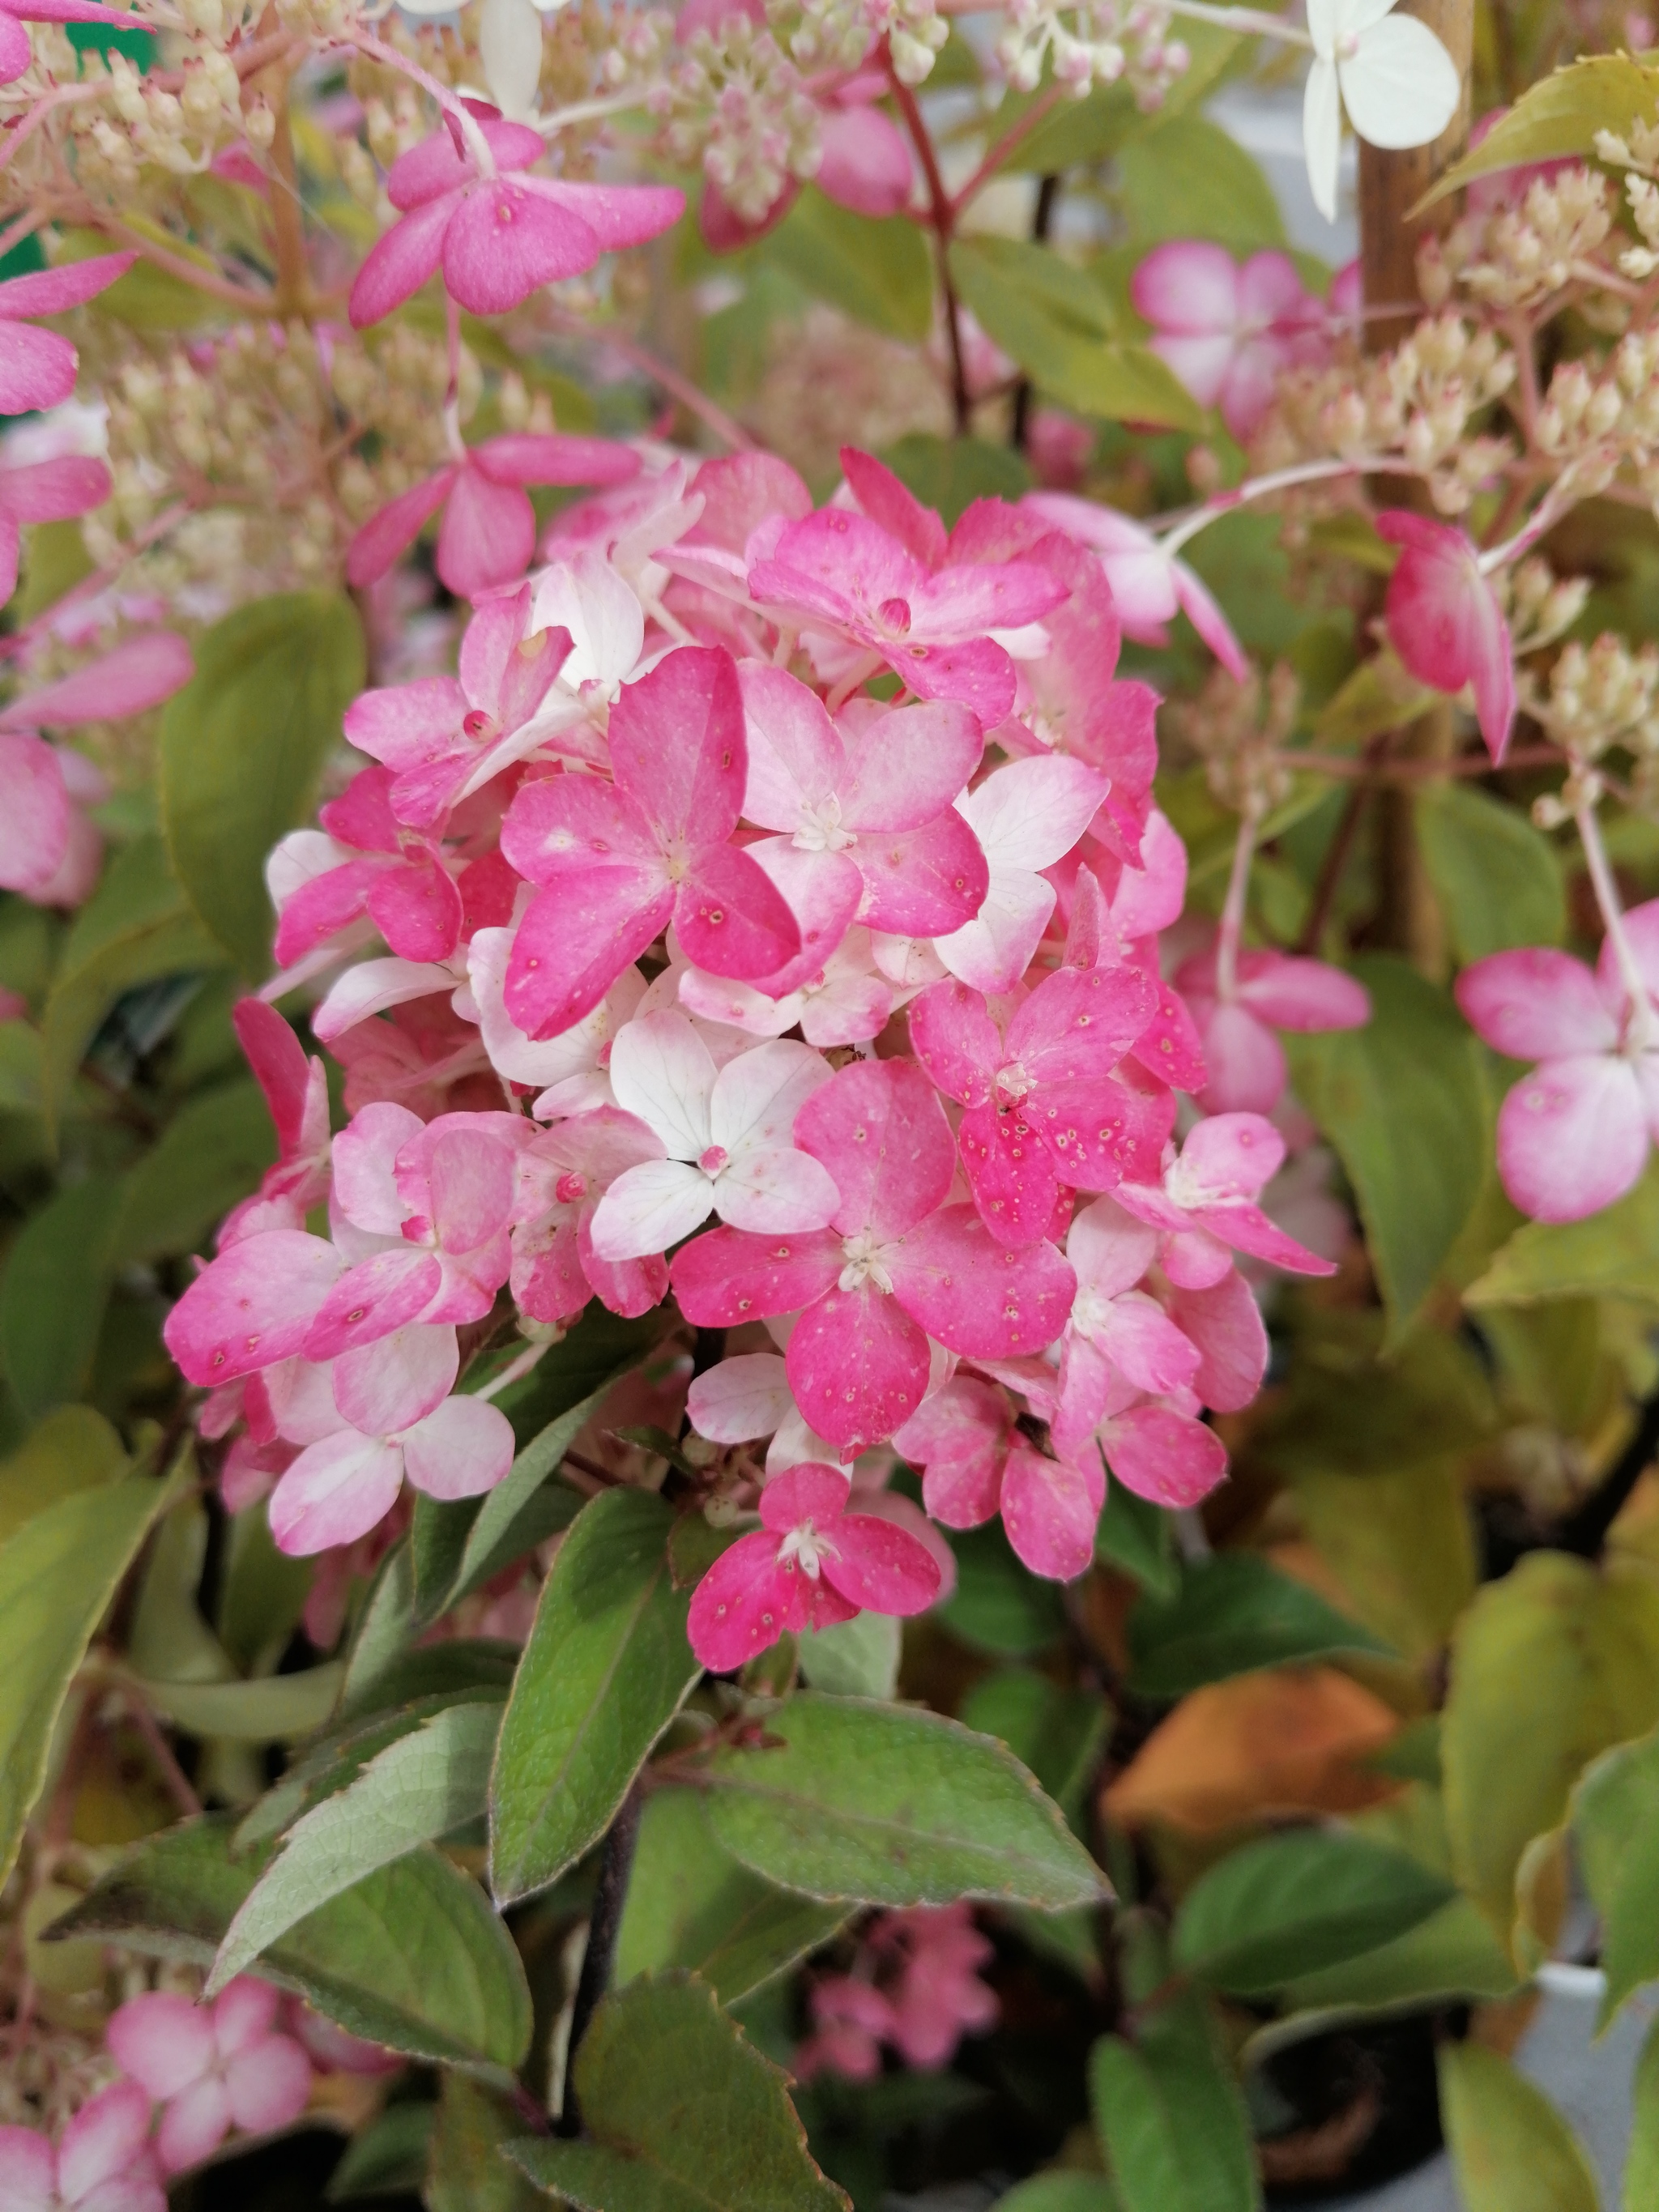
[1172,1831,1453,1997]
[1571,1728,1659,2025]
[1284,955,1487,1345]
[489,1488,698,1903]
[509,1972,847,2212]
[1465,1162,1659,1308]
[1090,1993,1260,2212]
[1422,53,1659,209]
[615,1788,849,2004]
[761,187,932,341]
[0,1470,168,1882]
[48,1813,531,2075]
[210,1698,501,1990]
[159,592,365,977]
[1437,2043,1601,2212]
[1127,1554,1391,1698]
[697,1693,1108,1909]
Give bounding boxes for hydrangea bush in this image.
[4,0,1659,2203]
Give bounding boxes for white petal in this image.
[587,1157,712,1260]
[933,866,1056,995]
[1303,57,1344,223]
[1341,15,1461,151]
[531,549,645,692]
[710,1038,833,1160]
[686,1352,793,1443]
[480,0,543,120]
[678,965,800,1037]
[470,926,614,1087]
[714,1144,841,1235]
[312,956,454,1043]
[607,1008,716,1157]
[400,1394,514,1500]
[956,756,1108,873]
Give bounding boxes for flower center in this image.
[838,1230,894,1294]
[463,708,499,748]
[794,794,855,855]
[778,1518,835,1578]
[876,595,913,637]
[1335,27,1361,58]
[698,1144,730,1176]
[995,1059,1034,1104]
[554,1171,586,1204]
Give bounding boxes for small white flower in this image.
[1303,0,1462,223]
[480,0,545,121]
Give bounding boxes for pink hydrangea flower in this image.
[268,1380,514,1554]
[0,452,111,606]
[1376,509,1515,762]
[1022,490,1248,679]
[933,754,1111,995]
[893,1373,1104,1579]
[1174,937,1371,1114]
[687,1460,940,1670]
[501,645,801,1038]
[0,251,134,413]
[1456,908,1659,1222]
[794,1904,997,2081]
[672,1057,1077,1452]
[345,433,641,601]
[510,1104,671,1323]
[272,765,463,970]
[1113,1112,1338,1284]
[0,2080,164,2212]
[105,1979,312,2176]
[1131,242,1325,440]
[348,113,683,327]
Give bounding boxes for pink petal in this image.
[224,2035,313,2136]
[523,177,685,253]
[386,119,544,211]
[1163,1269,1267,1413]
[0,633,193,729]
[1378,511,1515,761]
[345,467,455,590]
[0,317,75,416]
[505,875,674,1040]
[1101,1404,1227,1507]
[737,661,843,828]
[1108,807,1188,938]
[155,2078,231,2176]
[348,193,457,328]
[839,446,947,567]
[1149,330,1237,408]
[1456,947,1615,1060]
[163,1231,343,1385]
[1495,1054,1649,1223]
[0,251,134,320]
[822,1510,941,1613]
[269,1430,406,1554]
[958,1098,1061,1247]
[717,1144,842,1238]
[688,1352,795,1443]
[1066,1193,1160,1299]
[588,1157,712,1258]
[853,809,989,937]
[839,697,984,831]
[1171,556,1248,680]
[1191,1198,1335,1276]
[211,1976,280,2055]
[1179,1110,1283,1200]
[0,453,109,524]
[674,841,802,980]
[57,2082,155,2203]
[787,1278,933,1451]
[1000,1442,1102,1580]
[0,2126,54,2212]
[1034,1072,1175,1191]
[106,1993,213,2099]
[795,1057,956,1240]
[740,838,861,996]
[1196,1001,1287,1115]
[304,1248,443,1359]
[911,560,1068,640]
[908,979,1000,1106]
[1129,240,1239,337]
[426,1124,518,1251]
[232,1000,313,1158]
[0,731,68,896]
[399,1392,515,1498]
[365,850,463,963]
[671,1223,842,1323]
[817,104,914,216]
[434,462,535,599]
[689,1533,810,1672]
[890,1203,1077,1360]
[502,761,662,885]
[612,645,747,848]
[886,633,1019,724]
[473,433,640,490]
[893,1376,1009,1528]
[761,1460,851,1529]
[1013,961,1159,1080]
[331,1322,458,1434]
[443,179,599,314]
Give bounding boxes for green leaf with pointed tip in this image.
[210,1699,501,1991]
[509,1973,847,2212]
[489,1488,698,1903]
[0,1470,168,1883]
[1465,1162,1659,1309]
[615,1788,849,2005]
[111,1079,276,1268]
[761,187,932,342]
[47,1814,531,2076]
[1090,1993,1260,2212]
[1437,2044,1601,2212]
[1278,1894,1519,2012]
[1128,1554,1391,1698]
[1173,1831,1454,1997]
[1571,1728,1659,2026]
[1414,784,1565,964]
[697,1693,1108,1909]
[1284,956,1487,1345]
[159,593,365,977]
[134,1664,343,1741]
[1421,53,1659,209]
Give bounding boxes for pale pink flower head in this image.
[268,1385,514,1554]
[501,645,801,1039]
[348,113,683,327]
[1376,510,1515,763]
[510,1103,670,1325]
[345,433,641,601]
[1114,1111,1337,1284]
[0,250,134,413]
[1456,906,1659,1223]
[1174,938,1371,1115]
[874,1903,999,2069]
[700,77,913,245]
[1022,490,1248,680]
[686,1460,940,1671]
[672,1057,1077,1453]
[271,766,463,971]
[1132,242,1324,440]
[105,1979,312,2177]
[0,2081,164,2212]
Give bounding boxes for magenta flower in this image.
[1456,910,1659,1222]
[1376,509,1516,762]
[1051,1199,1202,1464]
[105,1980,312,2176]
[273,765,462,971]
[500,646,801,1039]
[1114,1112,1337,1283]
[1023,490,1248,679]
[1175,938,1371,1114]
[510,1104,670,1325]
[893,1375,1103,1580]
[1131,242,1324,441]
[687,1460,940,1672]
[0,453,110,605]
[870,1905,1000,2069]
[672,1058,1077,1452]
[0,250,133,413]
[346,432,641,601]
[343,586,576,829]
[0,2081,163,2212]
[348,113,684,328]
[907,964,1162,1245]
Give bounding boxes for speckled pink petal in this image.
[889,1203,1076,1361]
[1495,1053,1648,1223]
[1000,1442,1102,1580]
[164,1232,343,1386]
[1100,1403,1226,1507]
[787,1276,932,1451]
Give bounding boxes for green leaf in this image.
[1117,115,1284,251]
[1443,1552,1659,1941]
[489,1487,698,1903]
[337,1539,417,1720]
[1422,53,1659,208]
[939,1519,1066,1656]
[134,1663,343,1741]
[1173,1831,1453,1997]
[428,2076,541,2212]
[1414,785,1565,962]
[111,1079,276,1266]
[0,1020,43,1113]
[697,1693,1108,1909]
[1437,2044,1601,2212]
[876,433,1030,526]
[1289,1460,1477,1662]
[0,1178,123,1416]
[1284,955,1488,1345]
[326,2102,434,2202]
[995,2178,1119,2212]
[235,1686,505,1851]
[1312,650,1439,748]
[949,237,1201,429]
[217,1504,313,1674]
[762,188,932,341]
[1094,1483,1178,1598]
[797,1612,899,1699]
[1090,1993,1260,2212]
[0,1471,169,1882]
[0,1404,126,1547]
[49,1813,531,2075]
[159,593,366,977]
[1465,1162,1659,1308]
[1627,2015,1659,2212]
[1571,1729,1659,2025]
[1279,1894,1519,2011]
[957,1669,1108,1834]
[210,1699,501,1990]
[509,1972,848,2212]
[1127,1554,1391,1698]
[616,1788,849,2004]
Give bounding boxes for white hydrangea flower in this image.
[1303,0,1461,222]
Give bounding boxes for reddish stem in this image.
[885,55,970,433]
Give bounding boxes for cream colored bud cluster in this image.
[1163,662,1299,815]
[996,0,1186,103]
[655,17,821,224]
[1524,635,1659,794]
[360,80,440,175]
[50,36,246,190]
[1593,117,1659,279]
[331,323,482,519]
[859,0,948,84]
[1502,556,1590,656]
[1534,336,1659,501]
[1418,168,1613,313]
[776,0,881,74]
[598,2,673,89]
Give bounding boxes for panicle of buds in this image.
[1419,168,1614,313]
[656,15,821,222]
[1163,661,1300,815]
[996,0,1187,103]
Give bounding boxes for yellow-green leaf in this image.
[1437,2043,1601,2212]
[1466,1163,1659,1309]
[1422,54,1659,209]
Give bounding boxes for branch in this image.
[1558,1388,1659,1558]
[557,1784,643,2135]
[886,56,969,433]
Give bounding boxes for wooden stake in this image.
[1358,0,1475,352]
